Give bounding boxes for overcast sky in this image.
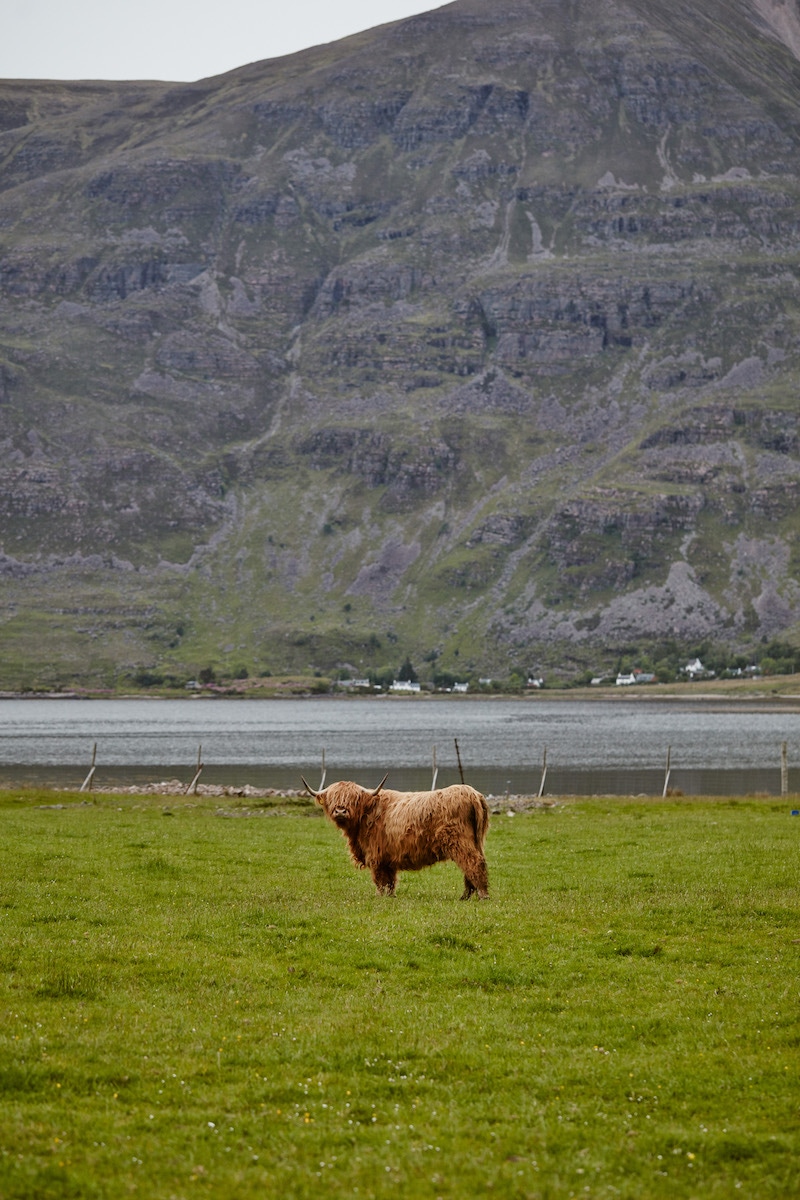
[2,0,440,82]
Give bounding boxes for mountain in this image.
[2,0,800,689]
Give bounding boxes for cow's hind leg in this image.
[371,862,397,896]
[451,845,489,900]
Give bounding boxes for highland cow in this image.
[301,774,490,898]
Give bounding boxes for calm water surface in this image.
[1,697,799,795]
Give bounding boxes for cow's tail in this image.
[471,790,490,849]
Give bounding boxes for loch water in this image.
[1,695,800,796]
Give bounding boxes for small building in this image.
[683,658,714,679]
[452,681,469,693]
[390,680,421,693]
[616,672,637,686]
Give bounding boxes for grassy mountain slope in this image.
[2,0,800,687]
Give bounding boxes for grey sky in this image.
[2,0,439,82]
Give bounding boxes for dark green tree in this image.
[397,656,418,683]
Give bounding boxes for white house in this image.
[616,672,637,685]
[390,680,421,693]
[684,658,713,679]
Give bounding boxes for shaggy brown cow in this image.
[301,774,490,899]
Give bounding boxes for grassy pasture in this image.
[0,790,798,1199]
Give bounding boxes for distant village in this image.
[172,651,779,699]
[337,678,470,694]
[598,659,762,687]
[324,657,763,694]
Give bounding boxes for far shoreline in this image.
[2,676,800,708]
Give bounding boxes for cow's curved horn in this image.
[301,775,323,798]
[371,773,389,795]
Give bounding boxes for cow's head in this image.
[301,774,388,826]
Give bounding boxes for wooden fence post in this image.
[538,746,548,798]
[781,741,788,796]
[79,743,97,793]
[454,737,465,784]
[662,745,672,797]
[186,744,204,795]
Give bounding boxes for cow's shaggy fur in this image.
[305,779,490,898]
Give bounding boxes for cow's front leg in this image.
[371,862,397,896]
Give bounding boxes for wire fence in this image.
[2,758,800,798]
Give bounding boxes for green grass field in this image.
[0,790,798,1199]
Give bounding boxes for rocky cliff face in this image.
[2,0,800,686]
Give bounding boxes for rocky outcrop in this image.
[298,428,458,506]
